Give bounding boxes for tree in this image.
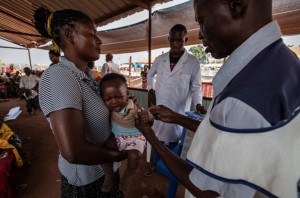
[189,44,207,63]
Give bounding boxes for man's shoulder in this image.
[112,62,119,67]
[107,62,119,66]
[156,52,169,60]
[186,52,200,63]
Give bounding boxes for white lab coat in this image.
[147,50,202,143]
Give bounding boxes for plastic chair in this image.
[155,112,205,198]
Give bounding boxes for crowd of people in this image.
[0,65,44,99]
[1,0,299,197]
[0,64,21,99]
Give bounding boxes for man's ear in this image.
[229,0,248,19]
[63,27,75,45]
[185,37,188,43]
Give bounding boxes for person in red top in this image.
[87,61,102,83]
[9,64,16,75]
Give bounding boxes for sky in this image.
[1,0,300,69]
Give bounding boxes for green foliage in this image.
[189,45,207,63]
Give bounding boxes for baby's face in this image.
[101,79,128,112]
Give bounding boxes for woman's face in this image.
[101,79,128,113]
[72,21,102,61]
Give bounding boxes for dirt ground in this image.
[1,98,185,198]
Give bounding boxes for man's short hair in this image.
[170,24,187,35]
[24,67,31,71]
[106,53,113,61]
[49,50,61,57]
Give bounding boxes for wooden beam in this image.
[0,30,40,37]
[0,7,34,27]
[127,0,149,10]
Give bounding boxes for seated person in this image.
[0,112,24,198]
[99,73,153,192]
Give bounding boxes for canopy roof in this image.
[100,0,300,54]
[0,0,170,48]
[0,0,299,54]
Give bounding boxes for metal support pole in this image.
[148,4,152,69]
[0,45,27,50]
[27,48,32,70]
[128,56,132,87]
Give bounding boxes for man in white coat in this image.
[146,24,202,174]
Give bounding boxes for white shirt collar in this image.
[213,21,282,97]
[166,49,188,61]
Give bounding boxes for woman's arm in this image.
[50,108,127,165]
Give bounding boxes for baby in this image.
[100,73,153,192]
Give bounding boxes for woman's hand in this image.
[117,150,128,162]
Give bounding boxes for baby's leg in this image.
[121,149,141,191]
[102,163,114,192]
[102,134,119,192]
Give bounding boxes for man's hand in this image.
[196,104,207,114]
[136,109,156,141]
[148,89,156,106]
[25,89,31,97]
[149,105,175,123]
[138,109,153,124]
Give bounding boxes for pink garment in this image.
[0,149,15,198]
[114,134,146,153]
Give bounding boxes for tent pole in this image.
[0,45,27,50]
[27,48,32,70]
[148,3,152,69]
[146,2,153,163]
